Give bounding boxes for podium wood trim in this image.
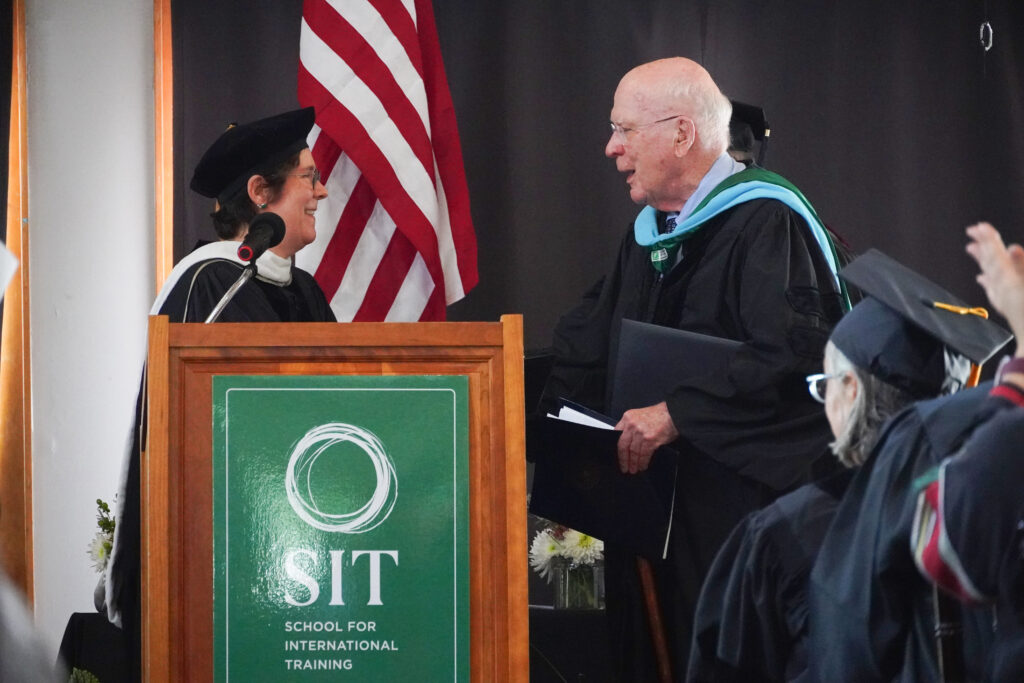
[142,315,528,682]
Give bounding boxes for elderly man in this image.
[538,57,845,680]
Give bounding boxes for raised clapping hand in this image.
[614,401,679,474]
[965,222,1024,351]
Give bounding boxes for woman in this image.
[152,106,335,323]
[686,249,1009,682]
[104,107,336,679]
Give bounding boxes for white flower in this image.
[88,531,111,573]
[529,522,605,583]
[529,528,562,581]
[561,529,604,566]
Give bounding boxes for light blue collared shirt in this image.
[678,153,747,221]
[662,153,746,263]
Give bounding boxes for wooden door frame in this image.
[0,0,174,600]
[0,0,33,598]
[154,0,173,287]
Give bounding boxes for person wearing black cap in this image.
[152,106,335,323]
[103,108,336,680]
[910,222,1024,682]
[686,249,1010,682]
[726,101,767,167]
[807,245,1017,681]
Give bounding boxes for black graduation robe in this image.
[105,245,335,680]
[156,257,336,323]
[807,384,1007,682]
[539,197,843,681]
[687,468,853,683]
[913,388,1024,682]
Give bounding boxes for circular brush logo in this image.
[285,423,398,533]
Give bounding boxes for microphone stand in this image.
[205,262,257,323]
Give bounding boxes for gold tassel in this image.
[929,301,989,319]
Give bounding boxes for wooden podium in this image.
[141,315,529,681]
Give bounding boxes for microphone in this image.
[237,212,286,263]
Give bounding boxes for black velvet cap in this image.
[190,107,316,203]
[831,249,1012,396]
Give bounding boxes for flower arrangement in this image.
[529,522,604,578]
[88,498,115,574]
[529,522,605,609]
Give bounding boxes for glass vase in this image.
[553,559,605,610]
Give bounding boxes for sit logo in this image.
[282,423,399,607]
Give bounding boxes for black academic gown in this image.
[922,398,1024,682]
[106,253,335,681]
[687,468,853,683]
[156,258,336,324]
[540,198,843,681]
[807,384,1005,682]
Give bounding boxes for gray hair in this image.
[665,79,731,155]
[826,342,918,467]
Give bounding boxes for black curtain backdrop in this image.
[174,0,1024,351]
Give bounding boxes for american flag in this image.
[296,0,477,321]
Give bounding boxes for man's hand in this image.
[965,222,1024,346]
[614,401,679,474]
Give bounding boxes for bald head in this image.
[606,58,734,209]
[619,58,732,155]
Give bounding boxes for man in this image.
[726,100,767,167]
[912,400,1024,682]
[538,57,845,681]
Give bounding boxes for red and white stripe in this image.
[297,0,477,321]
[912,469,988,605]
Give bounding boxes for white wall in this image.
[26,0,154,654]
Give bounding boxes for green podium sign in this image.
[212,375,469,681]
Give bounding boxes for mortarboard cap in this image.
[729,101,769,166]
[831,249,1013,397]
[190,107,316,203]
[729,100,768,142]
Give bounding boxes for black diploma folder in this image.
[528,321,743,556]
[609,319,742,419]
[528,401,676,558]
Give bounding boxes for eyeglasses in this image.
[609,114,684,141]
[805,372,840,403]
[290,168,322,188]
